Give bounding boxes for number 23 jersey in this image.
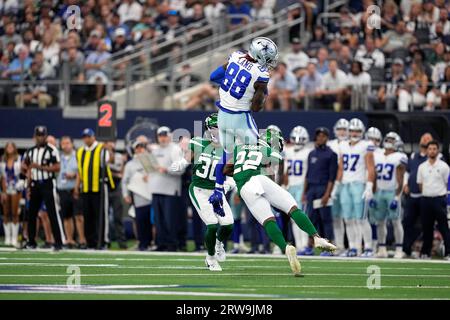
[339,140,375,184]
[374,151,407,190]
[218,50,270,112]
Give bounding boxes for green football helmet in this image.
[259,127,284,151]
[205,113,219,143]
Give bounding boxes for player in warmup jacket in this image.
[208,37,279,215]
[170,113,234,271]
[371,132,407,258]
[283,126,313,254]
[328,118,349,254]
[336,118,376,257]
[224,128,336,276]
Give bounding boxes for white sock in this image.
[359,219,373,250]
[352,220,362,252]
[239,234,245,245]
[3,223,12,244]
[291,220,308,251]
[345,219,356,250]
[11,223,19,245]
[333,218,345,249]
[392,219,404,247]
[377,220,387,246]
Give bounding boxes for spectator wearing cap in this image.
[318,59,347,110]
[122,139,153,251]
[302,127,337,253]
[298,62,322,110]
[84,39,111,100]
[111,27,134,55]
[117,0,143,26]
[283,38,310,78]
[227,0,251,30]
[75,128,115,249]
[14,60,52,108]
[377,58,407,111]
[148,126,185,251]
[417,140,450,260]
[22,126,64,250]
[266,62,298,111]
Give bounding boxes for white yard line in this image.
[242,284,450,289]
[0,263,118,267]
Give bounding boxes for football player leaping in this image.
[328,119,349,254]
[336,118,376,257]
[371,132,407,259]
[170,113,234,271]
[224,128,336,277]
[207,37,279,215]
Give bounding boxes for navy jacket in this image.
[306,145,338,185]
[407,152,429,195]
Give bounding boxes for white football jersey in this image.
[284,145,312,186]
[374,151,408,190]
[328,139,342,159]
[339,139,375,183]
[218,50,270,112]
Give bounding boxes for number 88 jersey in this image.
[374,150,408,190]
[218,51,270,112]
[339,140,375,183]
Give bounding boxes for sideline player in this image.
[208,37,279,213]
[336,119,376,257]
[371,132,407,258]
[170,113,234,271]
[328,119,348,254]
[224,128,336,276]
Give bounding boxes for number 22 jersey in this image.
[218,50,270,112]
[339,139,375,184]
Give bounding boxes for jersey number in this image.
[234,150,263,174]
[221,62,252,100]
[196,155,218,181]
[287,160,303,176]
[376,163,394,181]
[343,154,360,172]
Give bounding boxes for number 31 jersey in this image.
[283,145,312,187]
[339,139,375,184]
[374,151,407,191]
[218,50,270,112]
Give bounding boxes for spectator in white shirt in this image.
[417,140,450,260]
[355,37,385,72]
[204,0,226,25]
[283,37,309,78]
[118,0,143,25]
[250,0,274,28]
[346,60,372,110]
[318,59,347,110]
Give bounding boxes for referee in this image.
[22,126,65,250]
[75,128,115,249]
[417,140,450,259]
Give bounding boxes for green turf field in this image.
[0,249,449,300]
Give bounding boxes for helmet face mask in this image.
[383,132,400,151]
[333,118,349,141]
[366,127,382,147]
[348,118,365,143]
[290,126,309,148]
[249,37,279,69]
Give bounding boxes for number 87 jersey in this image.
[339,140,375,183]
[218,51,270,112]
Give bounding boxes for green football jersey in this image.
[233,144,283,193]
[189,137,223,190]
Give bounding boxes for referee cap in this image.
[34,125,48,136]
[81,128,95,137]
[157,126,171,136]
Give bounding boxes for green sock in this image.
[217,224,233,243]
[263,220,287,252]
[290,208,317,236]
[205,224,218,256]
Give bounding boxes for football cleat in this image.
[314,237,337,252]
[285,245,302,277]
[298,247,314,256]
[376,246,388,258]
[394,247,405,259]
[205,256,222,271]
[347,248,358,257]
[215,240,226,262]
[320,251,333,257]
[361,249,374,257]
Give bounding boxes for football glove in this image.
[389,196,400,210]
[169,158,189,172]
[330,181,340,200]
[208,187,225,217]
[362,182,374,200]
[369,198,377,209]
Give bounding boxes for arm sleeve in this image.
[416,165,423,184]
[209,66,226,85]
[329,151,338,182]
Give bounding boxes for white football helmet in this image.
[267,124,281,134]
[249,37,279,69]
[333,118,349,141]
[383,131,401,150]
[365,127,382,147]
[290,126,309,147]
[348,118,365,142]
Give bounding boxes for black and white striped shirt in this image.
[24,144,60,181]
